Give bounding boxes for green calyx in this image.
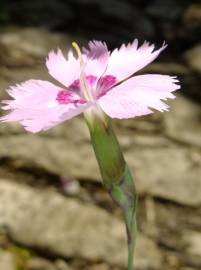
[84,108,125,189]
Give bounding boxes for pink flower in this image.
[0,40,180,133]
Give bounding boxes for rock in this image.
[88,263,110,270]
[181,268,195,270]
[127,146,201,206]
[134,234,162,269]
[0,131,100,181]
[0,116,99,181]
[54,259,72,270]
[183,4,201,30]
[0,26,71,66]
[0,179,162,269]
[164,95,201,147]
[27,257,73,270]
[184,45,201,74]
[27,257,55,270]
[116,114,163,134]
[184,231,201,257]
[0,250,15,270]
[181,254,201,269]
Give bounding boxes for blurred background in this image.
[0,1,201,270]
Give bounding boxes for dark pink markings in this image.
[56,90,86,105]
[97,75,117,98]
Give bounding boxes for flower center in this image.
[68,74,117,98]
[56,42,117,105]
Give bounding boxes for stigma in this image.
[72,42,94,102]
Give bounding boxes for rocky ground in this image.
[0,27,200,270]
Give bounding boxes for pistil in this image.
[72,42,94,102]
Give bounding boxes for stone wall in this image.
[0,27,200,270]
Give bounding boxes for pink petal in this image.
[82,40,109,61]
[0,80,90,132]
[106,40,167,81]
[84,58,107,79]
[46,49,80,87]
[83,40,109,79]
[98,74,180,119]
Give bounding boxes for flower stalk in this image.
[85,108,137,270]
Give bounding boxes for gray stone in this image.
[0,26,71,65]
[183,4,201,38]
[0,131,100,181]
[164,95,201,147]
[183,231,201,256]
[27,257,56,270]
[184,45,201,74]
[0,250,15,270]
[54,259,72,270]
[0,180,162,269]
[88,263,110,270]
[126,146,201,206]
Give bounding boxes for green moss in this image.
[8,246,34,270]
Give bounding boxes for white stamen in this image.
[72,42,94,101]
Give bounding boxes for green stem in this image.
[126,202,137,270]
[110,165,137,270]
[85,109,137,270]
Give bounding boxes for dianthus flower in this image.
[0,40,180,132]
